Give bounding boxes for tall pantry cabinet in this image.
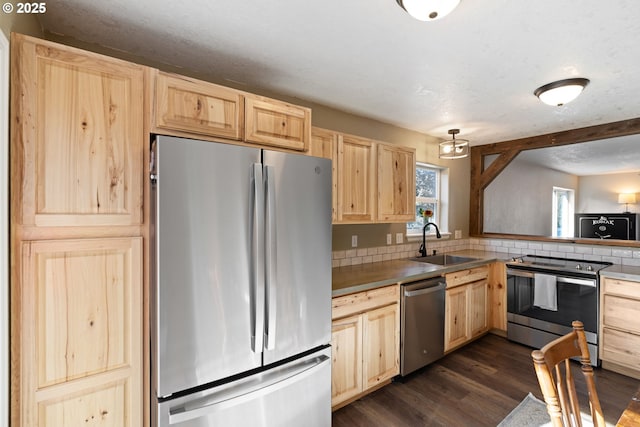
[10,34,144,426]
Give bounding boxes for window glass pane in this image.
[407,201,437,233]
[416,168,437,198]
[407,164,440,234]
[552,187,574,237]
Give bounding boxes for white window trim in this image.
[406,162,450,240]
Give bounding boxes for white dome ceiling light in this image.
[534,78,590,107]
[396,0,461,21]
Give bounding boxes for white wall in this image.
[578,172,640,213]
[0,30,8,427]
[483,158,578,235]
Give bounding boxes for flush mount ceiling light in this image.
[396,0,461,21]
[439,129,469,159]
[534,78,590,107]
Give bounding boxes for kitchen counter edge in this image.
[600,264,640,282]
[332,250,509,297]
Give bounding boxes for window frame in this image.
[552,186,575,237]
[407,162,447,238]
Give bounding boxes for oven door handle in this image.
[556,276,596,287]
[507,269,534,278]
[507,269,596,287]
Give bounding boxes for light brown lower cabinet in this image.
[363,304,399,389]
[16,237,143,426]
[331,314,363,405]
[600,276,640,379]
[444,285,468,351]
[444,266,490,353]
[331,285,399,409]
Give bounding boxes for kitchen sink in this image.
[409,254,478,266]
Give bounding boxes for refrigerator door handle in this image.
[167,354,330,424]
[252,163,265,353]
[264,165,277,350]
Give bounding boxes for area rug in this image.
[497,393,551,427]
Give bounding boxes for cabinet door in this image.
[363,304,399,389]
[310,128,338,222]
[19,237,142,427]
[245,95,311,151]
[11,34,144,227]
[445,286,469,352]
[331,315,363,407]
[336,135,376,223]
[488,262,507,331]
[469,280,489,338]
[155,71,243,140]
[377,143,416,222]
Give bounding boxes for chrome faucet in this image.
[418,222,441,257]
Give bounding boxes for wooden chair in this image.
[531,320,604,427]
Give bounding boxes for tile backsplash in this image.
[332,237,640,268]
[332,238,468,267]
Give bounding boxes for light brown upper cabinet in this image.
[314,127,416,224]
[376,142,416,222]
[245,94,311,151]
[154,71,244,140]
[11,33,145,228]
[336,134,377,223]
[310,127,338,222]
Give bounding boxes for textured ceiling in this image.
[37,0,640,146]
[516,135,640,176]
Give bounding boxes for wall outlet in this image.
[351,235,358,247]
[386,234,392,245]
[455,230,462,239]
[396,233,403,244]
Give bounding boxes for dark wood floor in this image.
[332,334,640,427]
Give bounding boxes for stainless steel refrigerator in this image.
[150,135,332,427]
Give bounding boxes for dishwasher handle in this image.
[403,281,446,298]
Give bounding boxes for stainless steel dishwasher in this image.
[400,277,446,376]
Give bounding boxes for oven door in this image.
[507,269,598,335]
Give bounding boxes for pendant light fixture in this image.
[534,78,590,106]
[396,0,461,21]
[439,129,469,159]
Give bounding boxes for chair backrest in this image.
[531,320,604,427]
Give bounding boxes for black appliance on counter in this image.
[574,213,638,240]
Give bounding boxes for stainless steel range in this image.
[506,254,612,366]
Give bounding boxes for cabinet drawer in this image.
[602,277,640,300]
[602,294,640,334]
[445,266,489,289]
[332,284,399,320]
[601,327,640,367]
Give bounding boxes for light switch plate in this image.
[352,235,358,247]
[396,233,403,244]
[386,234,392,245]
[455,230,462,239]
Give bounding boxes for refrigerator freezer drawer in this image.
[157,347,331,427]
